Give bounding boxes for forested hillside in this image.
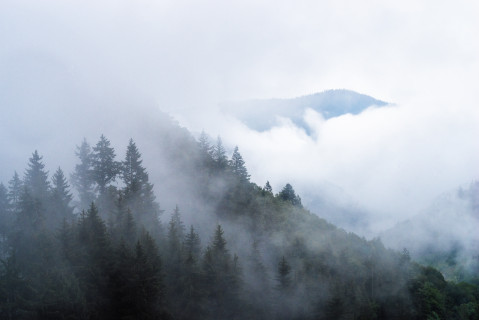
[382,182,479,283]
[1,118,478,319]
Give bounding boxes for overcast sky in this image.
[1,0,478,232]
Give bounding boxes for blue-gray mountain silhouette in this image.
[224,89,388,134]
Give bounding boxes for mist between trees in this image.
[1,116,478,319]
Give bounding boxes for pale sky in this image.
[1,0,478,232]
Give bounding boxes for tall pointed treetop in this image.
[122,139,147,195]
[8,171,23,210]
[51,167,74,218]
[92,135,120,194]
[212,136,228,169]
[24,150,50,199]
[71,138,95,208]
[229,146,250,182]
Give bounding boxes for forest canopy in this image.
[0,125,478,320]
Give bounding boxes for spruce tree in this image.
[166,206,186,315]
[76,203,112,318]
[212,136,228,170]
[198,130,213,159]
[0,252,34,319]
[203,225,243,319]
[50,167,74,225]
[168,205,186,254]
[264,181,273,194]
[180,226,204,320]
[71,138,95,210]
[7,172,22,213]
[184,225,201,262]
[91,135,120,195]
[278,183,302,207]
[122,139,147,198]
[229,146,250,182]
[120,139,161,233]
[23,150,50,201]
[276,256,292,291]
[0,184,10,249]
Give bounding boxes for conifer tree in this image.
[278,183,302,207]
[229,146,250,182]
[166,206,186,315]
[0,184,9,216]
[121,139,159,220]
[7,172,22,213]
[203,225,243,319]
[184,225,201,262]
[123,209,137,245]
[212,224,227,254]
[0,252,34,319]
[50,167,74,225]
[71,138,95,210]
[167,205,186,255]
[110,239,164,319]
[122,139,147,198]
[23,150,50,201]
[276,256,292,291]
[92,135,120,195]
[180,227,204,320]
[198,130,213,159]
[212,136,228,170]
[0,184,10,249]
[264,181,273,194]
[245,240,272,319]
[17,185,43,232]
[76,203,112,318]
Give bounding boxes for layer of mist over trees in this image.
[1,116,479,319]
[382,181,479,283]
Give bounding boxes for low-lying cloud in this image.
[195,98,479,234]
[1,0,479,236]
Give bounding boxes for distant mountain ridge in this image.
[381,181,479,281]
[223,89,388,134]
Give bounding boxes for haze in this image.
[1,0,478,234]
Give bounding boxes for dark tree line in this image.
[0,133,478,320]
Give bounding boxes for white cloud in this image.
[1,0,478,232]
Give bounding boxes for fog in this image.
[1,0,479,236]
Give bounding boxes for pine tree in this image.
[7,172,22,213]
[23,150,50,201]
[264,181,273,194]
[245,240,272,319]
[50,167,74,225]
[276,256,292,291]
[76,202,112,318]
[0,252,35,319]
[110,239,164,319]
[203,224,243,319]
[166,206,186,315]
[123,209,137,245]
[229,146,250,182]
[91,135,120,195]
[278,183,302,207]
[212,224,227,254]
[180,226,204,320]
[122,139,147,198]
[184,225,201,262]
[0,184,10,252]
[212,136,228,170]
[16,185,43,231]
[121,139,159,218]
[167,205,186,254]
[71,138,95,210]
[198,131,213,159]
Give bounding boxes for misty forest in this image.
[0,113,478,320]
